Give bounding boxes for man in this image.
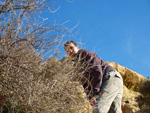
[64,40,123,113]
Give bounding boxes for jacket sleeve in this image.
[90,66,103,97]
[80,50,103,97]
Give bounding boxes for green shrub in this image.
[138,79,150,112]
[139,79,150,101]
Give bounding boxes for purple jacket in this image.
[73,49,113,98]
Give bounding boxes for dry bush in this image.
[0,0,78,112]
[0,0,92,113]
[43,57,92,113]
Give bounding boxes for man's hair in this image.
[64,40,78,47]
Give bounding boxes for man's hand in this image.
[90,97,97,106]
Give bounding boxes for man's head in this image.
[64,40,79,58]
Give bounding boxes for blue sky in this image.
[47,0,150,78]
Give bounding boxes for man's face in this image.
[65,43,79,58]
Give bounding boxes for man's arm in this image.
[80,50,103,97]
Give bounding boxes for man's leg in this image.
[108,88,123,113]
[92,70,123,113]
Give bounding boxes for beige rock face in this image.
[122,85,142,113]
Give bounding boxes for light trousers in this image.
[92,69,123,113]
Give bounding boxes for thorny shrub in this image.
[0,56,92,113]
